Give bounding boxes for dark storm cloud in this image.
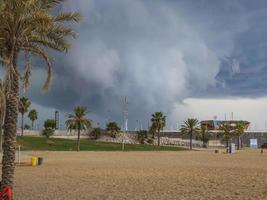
[27,0,267,129]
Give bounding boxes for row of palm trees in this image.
[149,112,247,150]
[0,0,80,194]
[19,97,38,135]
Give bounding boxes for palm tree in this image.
[234,121,247,150]
[219,123,234,152]
[197,125,211,148]
[0,80,5,152]
[19,97,31,136]
[180,118,200,150]
[106,122,121,138]
[0,0,80,190]
[149,123,157,139]
[151,112,166,146]
[28,109,38,130]
[66,106,92,151]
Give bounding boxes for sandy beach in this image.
[11,150,267,200]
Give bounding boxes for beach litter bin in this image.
[38,157,43,165]
[31,157,37,166]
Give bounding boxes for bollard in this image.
[31,157,37,166]
[38,157,43,165]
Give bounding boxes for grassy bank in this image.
[16,136,186,151]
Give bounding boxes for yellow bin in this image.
[31,157,38,166]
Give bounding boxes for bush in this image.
[43,119,56,138]
[137,130,148,144]
[24,124,30,130]
[147,138,154,144]
[106,122,120,138]
[43,127,55,138]
[90,128,101,140]
[44,119,56,129]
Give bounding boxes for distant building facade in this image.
[200,120,250,130]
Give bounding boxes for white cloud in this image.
[170,97,267,131]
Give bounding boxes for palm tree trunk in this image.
[226,140,229,153]
[0,124,2,152]
[21,113,24,136]
[31,120,34,130]
[1,62,19,189]
[77,128,81,151]
[157,130,160,146]
[237,136,240,150]
[190,132,192,150]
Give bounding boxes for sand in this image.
[10,150,267,200]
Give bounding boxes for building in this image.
[200,120,250,130]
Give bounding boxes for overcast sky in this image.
[21,0,267,130]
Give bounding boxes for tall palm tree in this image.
[180,118,200,150]
[0,0,80,190]
[234,121,247,150]
[66,106,92,151]
[19,97,31,136]
[28,109,38,130]
[106,122,121,138]
[197,125,211,148]
[0,80,5,153]
[151,112,166,146]
[219,123,234,151]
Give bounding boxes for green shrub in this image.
[106,122,120,138]
[147,138,154,144]
[43,119,56,138]
[90,128,101,140]
[44,119,56,129]
[137,130,148,144]
[24,124,30,130]
[43,127,54,138]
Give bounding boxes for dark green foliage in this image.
[90,128,101,140]
[65,106,92,151]
[43,127,55,138]
[24,124,30,130]
[196,125,211,148]
[137,130,148,144]
[44,119,56,130]
[106,122,121,138]
[151,112,166,146]
[43,119,56,138]
[219,123,234,150]
[180,118,200,150]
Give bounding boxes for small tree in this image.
[180,118,200,150]
[43,119,56,138]
[219,123,234,152]
[28,109,38,130]
[24,124,30,130]
[234,121,247,150]
[106,122,121,138]
[90,128,101,140]
[151,112,166,146]
[197,125,211,148]
[66,106,92,151]
[19,97,31,136]
[137,130,148,144]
